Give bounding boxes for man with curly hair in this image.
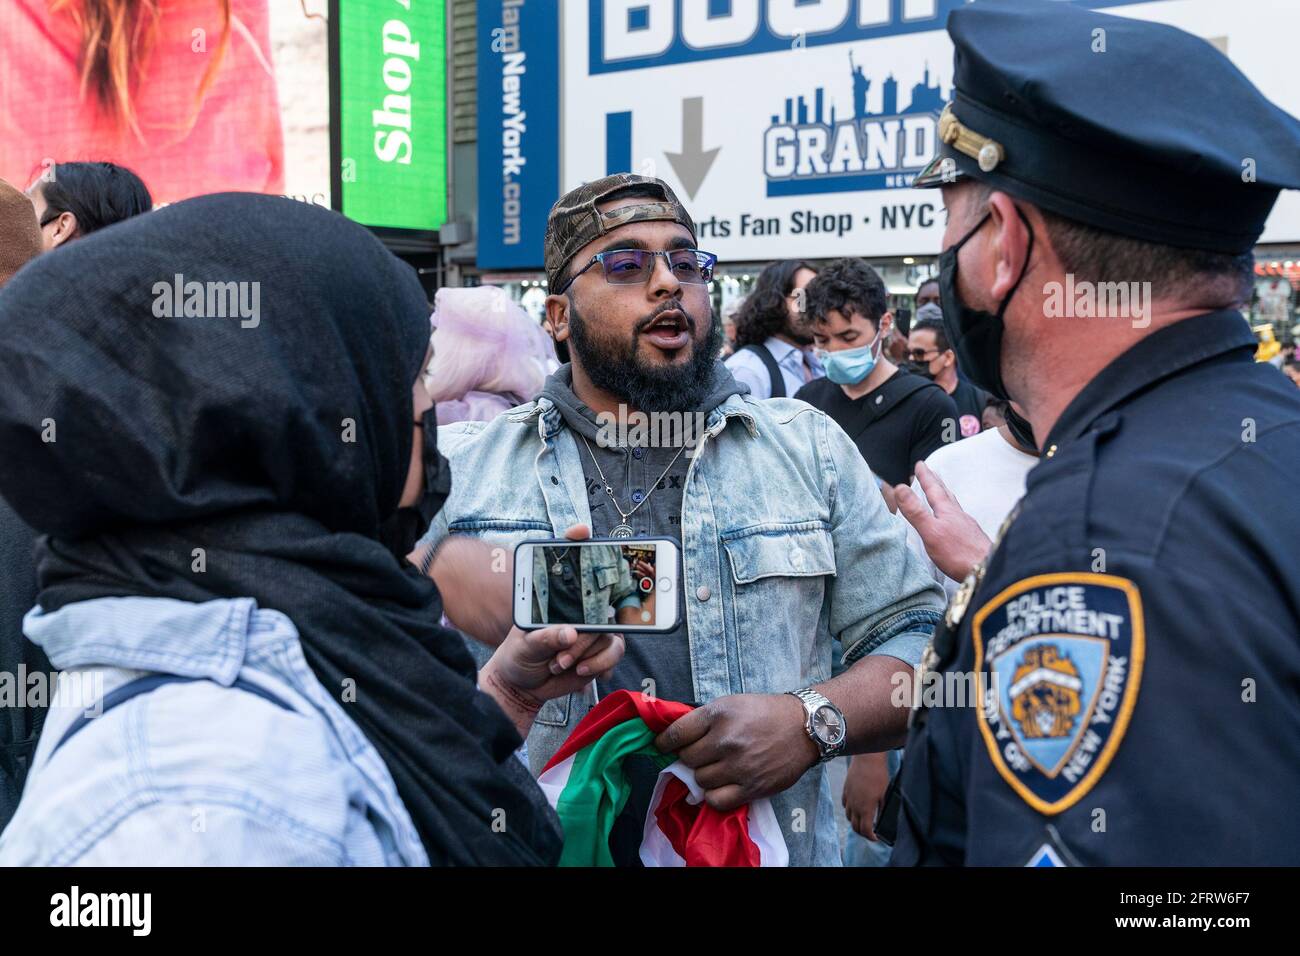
[724,259,822,398]
[796,258,957,487]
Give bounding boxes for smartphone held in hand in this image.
[513,537,680,633]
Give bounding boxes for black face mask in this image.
[900,359,936,380]
[938,206,1035,402]
[379,408,452,565]
[1003,403,1038,454]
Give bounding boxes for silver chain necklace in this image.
[579,435,687,539]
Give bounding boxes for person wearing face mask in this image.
[905,312,991,438]
[795,258,958,487]
[915,278,941,312]
[888,0,1300,866]
[0,194,623,866]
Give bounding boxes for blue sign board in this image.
[477,0,561,270]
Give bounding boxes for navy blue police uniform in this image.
[893,0,1300,866]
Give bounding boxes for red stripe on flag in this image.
[654,776,763,867]
[540,689,692,775]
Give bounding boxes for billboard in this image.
[0,1,449,237]
[0,0,331,208]
[333,0,448,232]
[477,0,562,270]
[557,0,1300,264]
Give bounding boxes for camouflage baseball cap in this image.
[544,174,697,292]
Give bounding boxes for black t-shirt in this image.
[541,546,586,625]
[795,369,958,485]
[949,379,991,437]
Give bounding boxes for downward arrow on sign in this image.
[664,97,720,200]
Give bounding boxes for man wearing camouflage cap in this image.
[889,0,1300,865]
[422,173,944,865]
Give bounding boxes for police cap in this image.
[913,0,1300,255]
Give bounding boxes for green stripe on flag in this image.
[553,717,674,867]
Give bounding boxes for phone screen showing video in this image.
[529,542,661,628]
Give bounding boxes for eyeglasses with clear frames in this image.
[556,248,718,294]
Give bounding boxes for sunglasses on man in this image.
[556,248,718,295]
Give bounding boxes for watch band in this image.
[787,688,846,763]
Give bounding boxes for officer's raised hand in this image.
[894,461,992,582]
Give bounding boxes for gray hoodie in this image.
[539,361,745,863]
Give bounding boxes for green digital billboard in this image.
[333,0,447,233]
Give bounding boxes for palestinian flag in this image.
[537,689,788,867]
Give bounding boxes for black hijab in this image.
[0,193,561,865]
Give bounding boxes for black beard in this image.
[567,297,722,413]
[786,319,814,347]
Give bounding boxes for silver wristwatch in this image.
[787,688,846,763]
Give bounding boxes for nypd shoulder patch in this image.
[972,573,1145,816]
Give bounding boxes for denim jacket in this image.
[0,596,428,866]
[423,392,944,866]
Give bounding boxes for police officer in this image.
[891,0,1300,865]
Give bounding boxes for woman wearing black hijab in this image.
[0,193,620,865]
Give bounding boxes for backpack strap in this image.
[742,343,786,398]
[878,371,934,409]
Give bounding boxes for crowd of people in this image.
[0,0,1298,869]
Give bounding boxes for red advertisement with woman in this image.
[0,0,328,205]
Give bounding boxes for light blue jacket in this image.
[0,596,428,866]
[423,391,944,866]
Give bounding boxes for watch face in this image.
[812,704,844,745]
